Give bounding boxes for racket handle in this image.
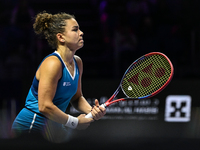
[85,104,106,118]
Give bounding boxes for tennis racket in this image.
[85,52,174,118]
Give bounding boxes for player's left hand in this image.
[91,99,106,120]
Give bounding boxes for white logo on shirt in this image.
[63,82,71,86]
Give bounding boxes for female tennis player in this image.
[11,11,106,142]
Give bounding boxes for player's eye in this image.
[72,26,79,32]
[72,28,78,32]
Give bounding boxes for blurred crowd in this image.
[97,0,197,78]
[0,0,199,81]
[0,0,36,80]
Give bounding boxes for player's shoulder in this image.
[74,55,82,65]
[37,55,62,80]
[74,55,82,61]
[41,55,62,70]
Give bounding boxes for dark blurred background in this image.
[0,0,200,149]
[1,0,200,80]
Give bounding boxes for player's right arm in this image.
[36,56,93,129]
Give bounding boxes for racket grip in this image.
[85,104,106,118]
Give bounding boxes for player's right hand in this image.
[76,114,94,130]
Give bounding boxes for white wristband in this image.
[64,115,78,129]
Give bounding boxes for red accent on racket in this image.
[85,52,174,118]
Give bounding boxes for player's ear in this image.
[57,33,65,43]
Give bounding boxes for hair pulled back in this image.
[33,11,75,49]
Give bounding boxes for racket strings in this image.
[122,54,172,98]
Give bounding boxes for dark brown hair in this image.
[33,11,75,49]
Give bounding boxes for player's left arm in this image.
[70,55,92,114]
[70,55,106,120]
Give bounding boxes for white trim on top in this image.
[54,51,76,80]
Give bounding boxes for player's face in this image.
[63,18,84,51]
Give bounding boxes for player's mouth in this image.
[79,38,84,42]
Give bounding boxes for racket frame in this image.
[104,52,174,107]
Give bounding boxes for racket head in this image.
[121,52,174,99]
